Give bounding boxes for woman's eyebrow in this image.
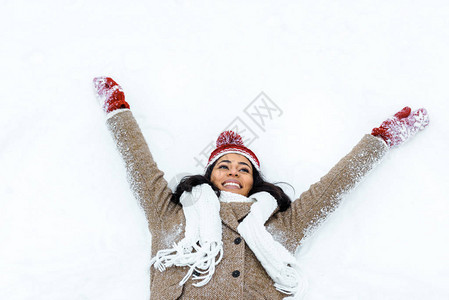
[218,159,231,164]
[238,162,251,168]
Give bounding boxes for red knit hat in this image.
[206,131,260,171]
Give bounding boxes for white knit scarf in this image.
[150,183,303,298]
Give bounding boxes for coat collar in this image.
[219,202,252,232]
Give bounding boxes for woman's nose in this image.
[228,168,238,176]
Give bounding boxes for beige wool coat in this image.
[106,110,389,299]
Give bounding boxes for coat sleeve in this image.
[275,134,389,246]
[105,110,179,232]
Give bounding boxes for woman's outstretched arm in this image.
[93,77,177,232]
[277,107,429,245]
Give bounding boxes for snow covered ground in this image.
[1,0,449,299]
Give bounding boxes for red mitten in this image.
[371,106,429,147]
[93,77,130,113]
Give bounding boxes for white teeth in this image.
[223,182,240,188]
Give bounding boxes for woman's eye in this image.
[218,165,228,169]
[240,168,249,173]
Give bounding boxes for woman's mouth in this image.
[222,180,242,189]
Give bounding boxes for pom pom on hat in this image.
[216,131,244,147]
[206,131,260,171]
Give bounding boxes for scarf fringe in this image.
[275,265,308,299]
[150,240,224,287]
[184,241,224,287]
[273,264,299,294]
[150,241,194,271]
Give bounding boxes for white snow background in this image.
[1,0,448,299]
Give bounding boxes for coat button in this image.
[234,237,242,244]
[232,270,240,278]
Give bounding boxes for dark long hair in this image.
[171,161,292,212]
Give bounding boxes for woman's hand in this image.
[93,77,130,113]
[371,106,429,147]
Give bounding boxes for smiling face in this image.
[210,153,254,196]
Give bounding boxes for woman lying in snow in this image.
[93,77,429,299]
